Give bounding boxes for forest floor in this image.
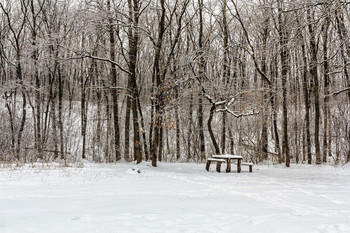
[0,162,350,233]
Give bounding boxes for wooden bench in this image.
[206,158,226,172]
[241,162,254,172]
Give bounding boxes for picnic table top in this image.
[212,154,243,159]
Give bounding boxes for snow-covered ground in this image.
[1,162,350,233]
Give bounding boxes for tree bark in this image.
[137,92,149,161]
[128,0,142,164]
[107,0,121,161]
[124,80,132,161]
[187,84,193,161]
[260,9,269,161]
[198,0,206,161]
[151,0,166,167]
[322,14,330,163]
[221,0,229,154]
[208,105,220,155]
[297,13,312,164]
[175,85,181,160]
[335,7,350,101]
[278,0,290,167]
[80,34,88,160]
[307,7,321,165]
[57,65,64,161]
[30,0,43,159]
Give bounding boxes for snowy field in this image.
[1,162,350,233]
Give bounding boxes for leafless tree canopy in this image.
[0,0,349,165]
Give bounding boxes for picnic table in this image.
[212,154,243,173]
[205,154,254,173]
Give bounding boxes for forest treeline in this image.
[0,0,349,166]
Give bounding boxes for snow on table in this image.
[1,163,350,233]
[212,154,243,159]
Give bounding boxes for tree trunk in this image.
[128,0,142,164]
[175,88,181,160]
[278,0,290,167]
[151,0,166,167]
[187,86,193,161]
[104,90,112,162]
[208,105,220,155]
[81,34,87,160]
[57,64,65,161]
[158,123,163,162]
[221,0,229,154]
[307,7,321,165]
[137,92,149,161]
[335,7,350,101]
[322,15,330,163]
[5,94,16,157]
[271,48,282,163]
[228,128,234,155]
[297,15,312,164]
[260,11,269,161]
[16,91,27,160]
[124,81,132,161]
[107,0,121,161]
[51,87,59,160]
[198,0,206,161]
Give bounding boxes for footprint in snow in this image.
[71,216,81,221]
[126,168,141,174]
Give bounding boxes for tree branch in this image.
[67,53,131,75]
[217,108,260,118]
[325,87,350,97]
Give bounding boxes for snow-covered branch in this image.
[325,87,350,97]
[217,108,260,118]
[82,54,131,75]
[203,91,259,118]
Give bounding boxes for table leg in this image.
[237,159,241,173]
[226,159,231,172]
[206,160,211,171]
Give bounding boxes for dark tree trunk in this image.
[229,128,234,155]
[80,34,87,160]
[221,0,229,154]
[198,0,206,161]
[335,8,350,101]
[16,91,27,159]
[151,0,166,167]
[15,42,26,161]
[297,14,312,164]
[158,123,163,162]
[107,0,121,161]
[137,93,149,161]
[29,0,43,160]
[5,94,16,157]
[221,112,226,154]
[124,81,132,161]
[307,7,321,165]
[128,0,142,164]
[175,87,181,160]
[322,15,330,163]
[198,96,205,160]
[187,85,193,161]
[260,11,269,161]
[104,91,112,162]
[58,66,64,161]
[208,105,220,155]
[278,0,290,167]
[48,44,59,160]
